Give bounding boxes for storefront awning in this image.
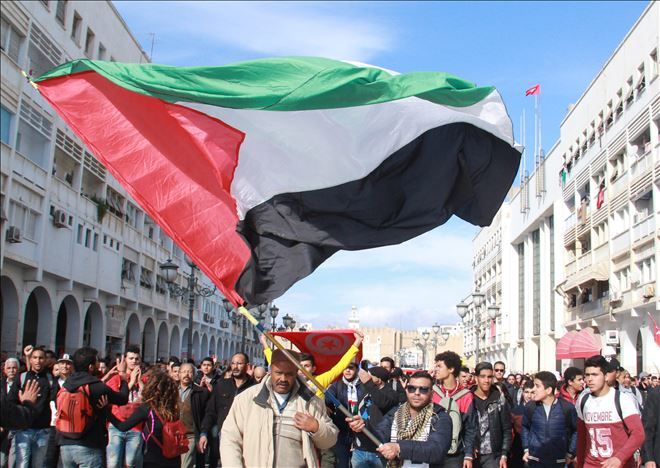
[563,262,609,292]
[556,330,578,359]
[556,327,602,360]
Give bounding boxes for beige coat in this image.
[220,376,338,467]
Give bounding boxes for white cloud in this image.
[277,266,471,330]
[118,1,394,63]
[319,225,477,273]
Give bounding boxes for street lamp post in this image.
[269,304,279,332]
[160,257,215,360]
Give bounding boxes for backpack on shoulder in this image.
[55,384,94,438]
[148,409,189,459]
[434,385,469,455]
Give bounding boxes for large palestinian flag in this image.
[35,57,520,306]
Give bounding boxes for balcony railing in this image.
[633,216,655,242]
[577,251,593,271]
[611,230,630,255]
[565,260,577,276]
[611,172,629,195]
[630,150,652,178]
[565,297,610,322]
[565,212,576,231]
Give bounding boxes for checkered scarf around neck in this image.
[387,402,434,468]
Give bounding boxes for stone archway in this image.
[209,336,216,359]
[22,287,53,348]
[156,322,169,361]
[82,303,104,352]
[192,332,200,361]
[142,318,156,363]
[170,326,181,358]
[55,295,81,355]
[1,276,19,355]
[201,334,208,359]
[216,337,223,360]
[125,313,141,351]
[181,328,189,360]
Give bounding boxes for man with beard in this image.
[199,352,256,467]
[220,350,338,467]
[179,363,211,468]
[348,371,452,466]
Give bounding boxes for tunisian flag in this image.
[35,58,520,306]
[525,84,541,96]
[270,329,361,375]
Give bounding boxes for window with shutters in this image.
[84,27,94,57]
[1,105,14,145]
[8,200,39,241]
[1,16,24,63]
[16,99,53,168]
[55,0,67,26]
[28,24,62,78]
[71,11,81,44]
[121,258,137,282]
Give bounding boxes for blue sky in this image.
[113,0,648,329]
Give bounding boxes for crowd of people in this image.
[0,333,658,468]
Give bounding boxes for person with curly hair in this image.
[106,370,184,468]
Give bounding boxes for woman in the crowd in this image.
[106,369,183,468]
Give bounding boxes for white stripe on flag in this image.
[184,90,514,219]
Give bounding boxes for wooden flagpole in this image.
[237,306,383,447]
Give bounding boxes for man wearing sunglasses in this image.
[347,371,452,466]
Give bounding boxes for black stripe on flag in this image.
[236,122,521,305]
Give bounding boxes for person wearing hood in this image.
[558,367,584,406]
[58,347,130,468]
[469,362,512,468]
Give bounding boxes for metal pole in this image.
[241,316,246,352]
[187,267,196,360]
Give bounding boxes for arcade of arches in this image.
[0,276,262,364]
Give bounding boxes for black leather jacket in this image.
[471,387,512,458]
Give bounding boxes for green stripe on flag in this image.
[36,56,495,110]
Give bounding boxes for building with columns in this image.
[459,2,659,374]
[0,0,260,363]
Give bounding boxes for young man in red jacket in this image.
[558,367,584,405]
[433,351,476,468]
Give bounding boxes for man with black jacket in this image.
[57,347,129,468]
[642,387,659,467]
[326,362,364,467]
[198,352,256,467]
[380,357,407,404]
[179,362,211,468]
[471,362,512,468]
[348,371,452,467]
[8,346,59,468]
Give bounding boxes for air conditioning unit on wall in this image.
[6,226,21,243]
[604,329,619,345]
[53,209,68,227]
